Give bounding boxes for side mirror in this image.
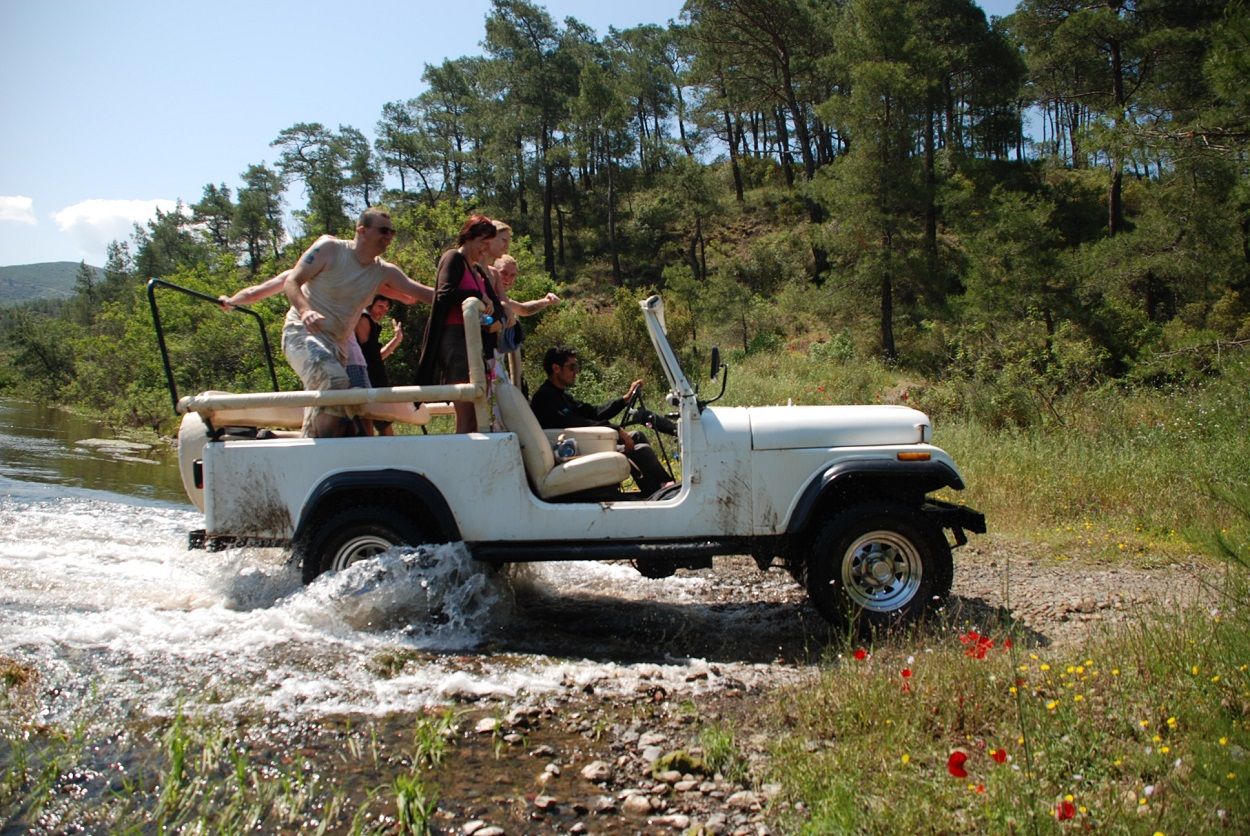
[698,346,728,412]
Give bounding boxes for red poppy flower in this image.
[973,783,985,793]
[1055,799,1076,821]
[960,630,994,659]
[901,668,912,678]
[853,648,867,661]
[990,748,1007,764]
[947,749,969,778]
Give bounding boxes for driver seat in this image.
[493,380,630,500]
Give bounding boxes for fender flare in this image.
[292,468,460,544]
[785,458,965,535]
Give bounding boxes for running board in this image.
[470,538,742,564]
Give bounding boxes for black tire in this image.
[297,504,429,584]
[803,503,952,628]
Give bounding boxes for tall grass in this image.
[934,354,1250,547]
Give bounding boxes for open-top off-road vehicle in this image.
[158,286,984,626]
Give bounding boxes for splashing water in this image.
[1,402,817,726]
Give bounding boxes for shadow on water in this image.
[496,586,831,666]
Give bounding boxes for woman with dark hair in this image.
[415,214,503,432]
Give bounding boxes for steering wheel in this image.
[623,383,644,426]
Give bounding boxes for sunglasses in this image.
[375,226,396,236]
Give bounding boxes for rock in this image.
[655,813,691,829]
[727,789,760,810]
[639,730,667,747]
[581,760,613,783]
[475,717,500,734]
[656,769,683,784]
[530,744,556,758]
[642,745,664,763]
[653,750,711,777]
[462,821,486,835]
[475,829,505,836]
[592,795,617,814]
[674,779,700,792]
[621,793,654,817]
[534,794,557,811]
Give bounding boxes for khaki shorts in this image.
[282,320,357,435]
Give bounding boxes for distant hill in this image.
[0,261,101,307]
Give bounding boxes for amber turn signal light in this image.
[897,451,931,461]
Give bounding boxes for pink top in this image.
[443,265,487,326]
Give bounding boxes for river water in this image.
[0,400,817,728]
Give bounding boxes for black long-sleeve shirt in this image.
[530,380,625,429]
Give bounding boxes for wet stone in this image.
[639,731,666,747]
[656,813,691,830]
[581,760,613,783]
[474,717,500,734]
[534,795,557,811]
[592,795,616,814]
[621,793,654,817]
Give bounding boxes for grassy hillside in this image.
[0,262,99,307]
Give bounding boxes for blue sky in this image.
[0,0,1018,268]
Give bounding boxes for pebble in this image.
[727,789,760,810]
[474,717,500,734]
[582,760,613,783]
[534,795,557,811]
[621,793,654,817]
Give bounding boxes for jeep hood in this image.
[748,404,932,450]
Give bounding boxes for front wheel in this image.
[297,504,429,584]
[804,503,952,628]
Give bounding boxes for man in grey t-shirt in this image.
[282,207,433,437]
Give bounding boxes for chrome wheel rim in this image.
[330,534,394,572]
[840,530,923,613]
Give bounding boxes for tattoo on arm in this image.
[302,246,320,265]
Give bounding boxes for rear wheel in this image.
[298,504,429,584]
[804,503,952,628]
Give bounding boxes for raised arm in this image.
[377,263,434,306]
[219,270,290,309]
[381,320,403,358]
[509,292,560,317]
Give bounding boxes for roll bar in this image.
[147,277,281,412]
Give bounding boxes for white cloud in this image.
[0,195,37,225]
[52,198,178,261]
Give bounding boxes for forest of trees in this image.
[2,0,1248,432]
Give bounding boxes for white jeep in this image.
[170,293,984,626]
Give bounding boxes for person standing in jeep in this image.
[281,207,433,438]
[531,346,672,495]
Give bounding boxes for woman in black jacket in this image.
[415,215,503,432]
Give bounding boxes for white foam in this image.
[2,491,809,723]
